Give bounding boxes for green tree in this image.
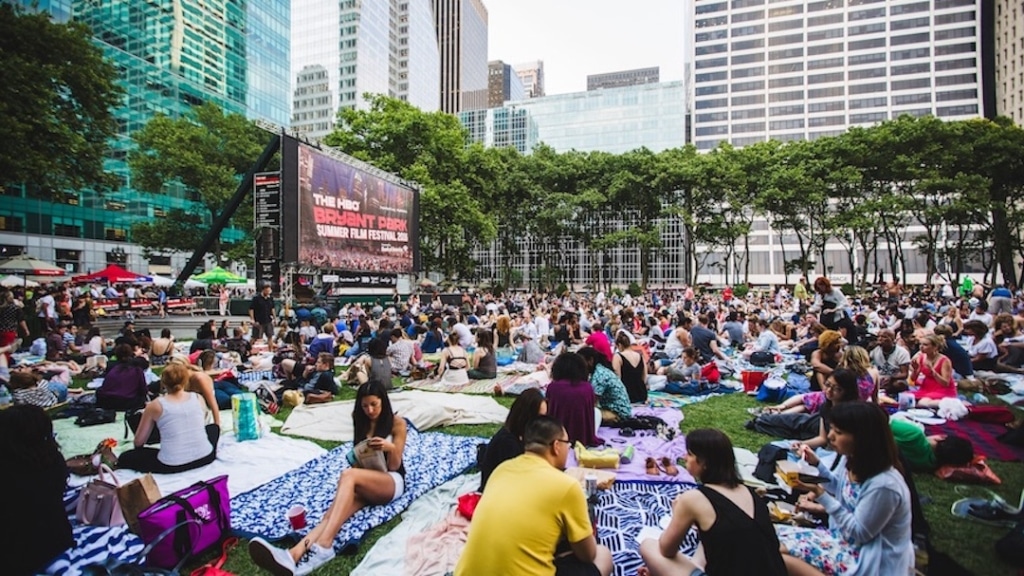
[0,4,122,195]
[325,95,496,279]
[129,102,269,262]
[131,209,205,258]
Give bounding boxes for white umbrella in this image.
[0,274,38,287]
[144,274,206,290]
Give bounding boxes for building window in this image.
[849,52,887,65]
[892,93,931,105]
[696,112,729,122]
[732,10,765,22]
[808,115,846,127]
[106,248,128,265]
[732,80,765,92]
[55,249,81,273]
[770,104,805,115]
[732,38,765,51]
[54,223,81,237]
[935,73,976,86]
[849,82,887,94]
[769,33,804,46]
[848,67,885,80]
[769,90,806,102]
[809,101,846,112]
[849,8,886,20]
[0,245,24,258]
[891,1,929,15]
[105,228,127,241]
[770,118,805,130]
[935,58,976,71]
[809,72,844,83]
[696,16,728,28]
[696,2,727,14]
[809,57,845,69]
[808,86,845,98]
[696,43,728,56]
[732,121,765,133]
[849,22,886,35]
[0,215,22,232]
[850,38,887,51]
[808,13,844,26]
[935,43,976,56]
[891,63,931,75]
[769,18,805,32]
[935,89,978,101]
[935,11,974,25]
[808,43,843,55]
[849,96,888,108]
[732,53,765,64]
[696,125,729,136]
[770,62,804,74]
[769,75,804,88]
[697,71,729,82]
[891,32,930,46]
[732,94,766,105]
[696,98,729,109]
[808,28,844,41]
[808,0,846,12]
[770,48,804,60]
[732,66,765,78]
[891,48,930,60]
[935,27,977,41]
[696,30,728,42]
[696,57,728,69]
[892,78,931,90]
[936,104,979,116]
[891,17,929,30]
[732,108,766,120]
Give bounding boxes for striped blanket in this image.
[231,423,483,553]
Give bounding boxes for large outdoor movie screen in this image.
[297,144,418,273]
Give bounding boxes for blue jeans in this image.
[45,381,69,403]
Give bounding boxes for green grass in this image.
[71,371,1022,575]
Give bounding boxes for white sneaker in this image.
[295,543,336,575]
[248,537,296,576]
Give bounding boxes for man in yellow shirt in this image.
[455,416,613,576]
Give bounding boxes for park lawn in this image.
[68,372,1020,575]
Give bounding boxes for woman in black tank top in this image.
[638,429,787,576]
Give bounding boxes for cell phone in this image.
[798,474,828,485]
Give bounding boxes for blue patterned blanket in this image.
[597,481,700,576]
[230,423,483,553]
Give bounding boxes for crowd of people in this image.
[2,273,1022,575]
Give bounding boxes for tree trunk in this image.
[990,193,1019,286]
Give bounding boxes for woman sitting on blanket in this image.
[250,380,408,576]
[435,332,470,386]
[546,351,602,447]
[638,428,788,576]
[468,328,497,380]
[165,354,222,426]
[117,363,220,473]
[779,402,914,576]
[763,345,879,415]
[478,388,546,491]
[0,404,74,576]
[578,346,632,424]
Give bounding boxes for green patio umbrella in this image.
[191,266,247,285]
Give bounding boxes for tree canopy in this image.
[0,4,122,195]
[129,102,272,262]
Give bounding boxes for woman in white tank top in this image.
[117,363,219,473]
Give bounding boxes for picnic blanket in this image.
[53,408,280,459]
[404,374,511,395]
[351,473,481,576]
[279,390,507,442]
[597,481,700,576]
[646,389,728,409]
[66,430,326,498]
[231,424,483,553]
[571,407,696,484]
[925,418,1024,462]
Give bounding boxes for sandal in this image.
[645,457,660,475]
[660,456,679,476]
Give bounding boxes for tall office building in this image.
[690,0,988,151]
[434,0,489,113]
[514,60,545,98]
[291,0,440,140]
[0,0,289,274]
[488,60,527,107]
[587,66,661,90]
[995,0,1024,122]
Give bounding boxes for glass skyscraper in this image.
[291,0,440,141]
[0,0,290,275]
[458,81,688,154]
[435,0,489,113]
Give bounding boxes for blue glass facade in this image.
[0,0,290,274]
[458,81,688,155]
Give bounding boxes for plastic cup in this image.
[286,504,307,530]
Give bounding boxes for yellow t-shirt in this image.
[455,453,593,576]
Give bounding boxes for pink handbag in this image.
[75,463,126,527]
[137,475,231,568]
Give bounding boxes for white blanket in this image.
[280,390,509,442]
[351,473,481,576]
[67,431,326,498]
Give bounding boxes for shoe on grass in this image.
[295,543,336,576]
[249,537,296,576]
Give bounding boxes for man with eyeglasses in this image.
[456,415,613,576]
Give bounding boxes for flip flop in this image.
[660,457,679,476]
[645,457,660,476]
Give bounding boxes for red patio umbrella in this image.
[72,264,151,284]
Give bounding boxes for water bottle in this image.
[0,385,11,408]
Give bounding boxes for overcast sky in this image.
[486,0,688,96]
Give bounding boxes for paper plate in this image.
[911,416,947,426]
[906,408,935,418]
